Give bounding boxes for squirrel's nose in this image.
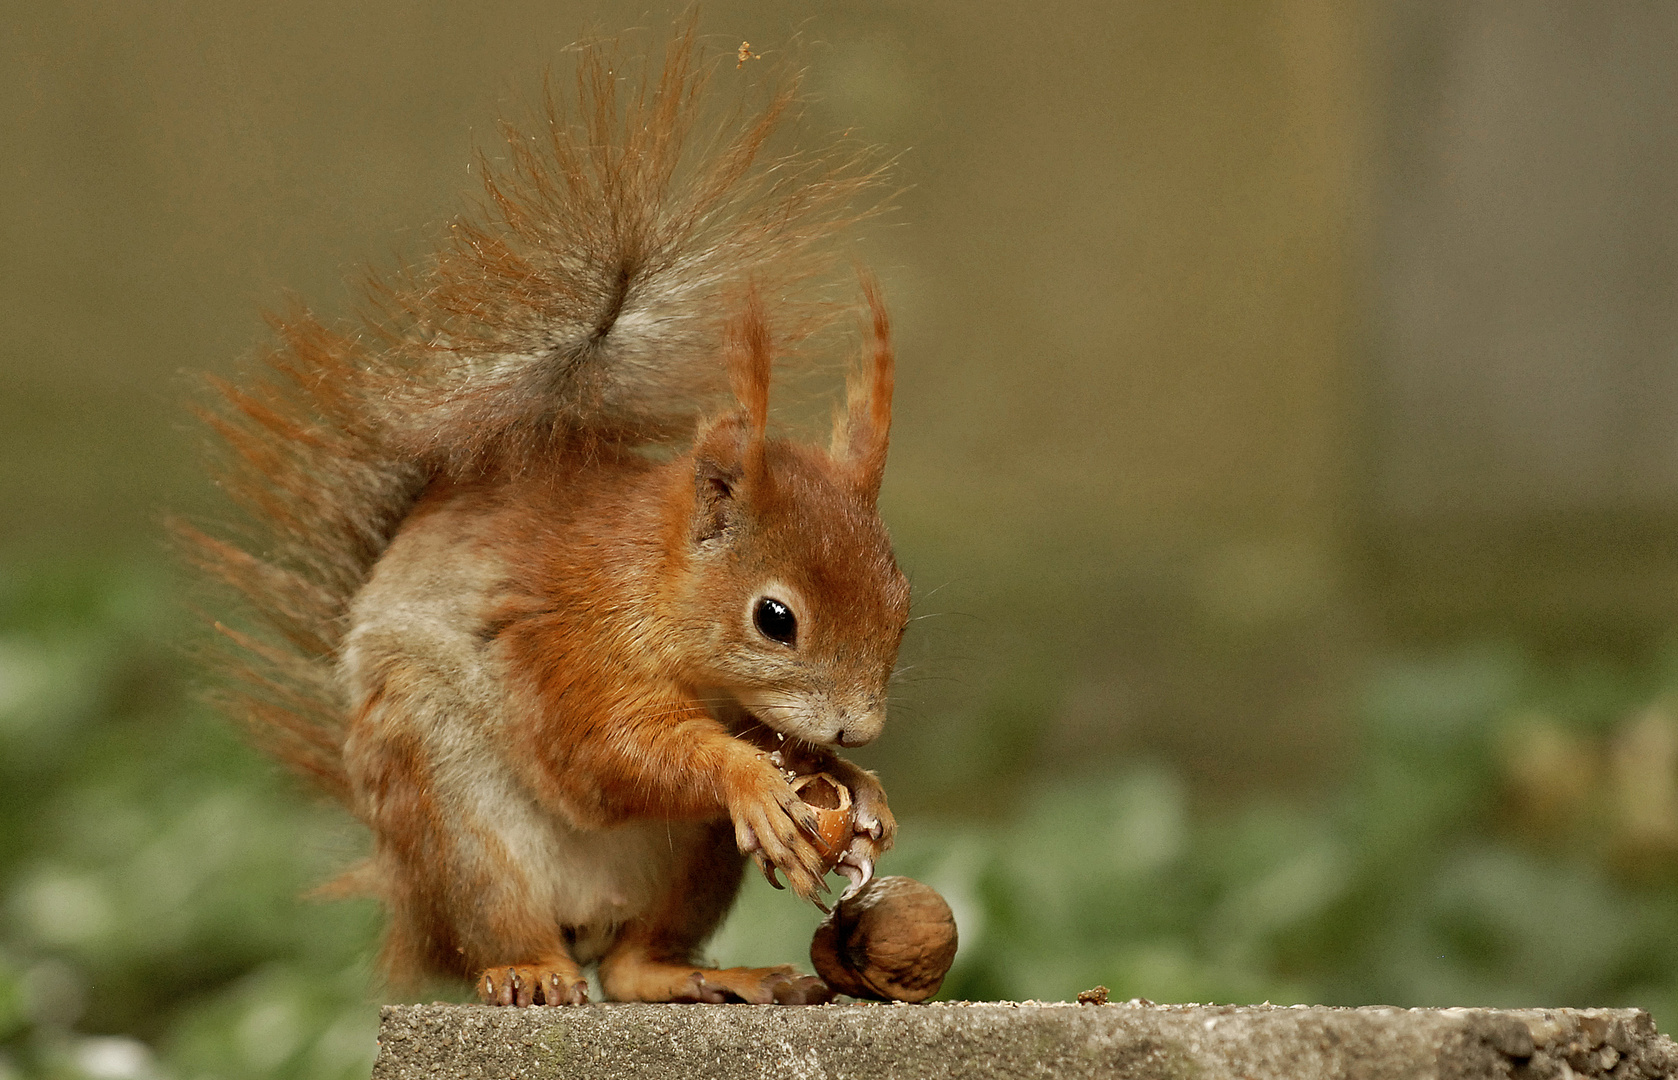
[836,711,884,747]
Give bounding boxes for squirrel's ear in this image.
[726,286,771,481]
[689,290,772,544]
[691,415,748,544]
[830,275,894,503]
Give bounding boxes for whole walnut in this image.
[809,876,957,1002]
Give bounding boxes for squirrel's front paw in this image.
[477,963,589,1007]
[834,765,897,898]
[727,760,831,905]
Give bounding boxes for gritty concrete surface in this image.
[372,1000,1678,1079]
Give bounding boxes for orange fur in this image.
[186,27,908,1005]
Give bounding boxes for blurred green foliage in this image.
[0,564,384,1080]
[2,563,1677,1079]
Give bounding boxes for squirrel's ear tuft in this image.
[695,286,773,546]
[830,275,894,503]
[691,415,748,544]
[726,286,772,481]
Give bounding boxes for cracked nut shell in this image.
[792,772,854,873]
[809,875,958,1002]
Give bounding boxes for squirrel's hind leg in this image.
[596,820,832,1005]
[343,648,591,1006]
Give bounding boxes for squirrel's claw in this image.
[837,852,874,900]
[477,964,588,1007]
[753,852,785,890]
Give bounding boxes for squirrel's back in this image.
[183,28,885,802]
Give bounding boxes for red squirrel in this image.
[185,31,909,1006]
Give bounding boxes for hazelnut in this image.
[809,876,958,1002]
[792,772,854,873]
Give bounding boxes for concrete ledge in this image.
[372,1001,1678,1079]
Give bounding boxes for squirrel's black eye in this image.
[753,597,797,646]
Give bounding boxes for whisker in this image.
[910,610,979,623]
[914,579,961,602]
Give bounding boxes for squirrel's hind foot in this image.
[476,962,590,1006]
[602,959,832,1005]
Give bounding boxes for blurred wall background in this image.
[4,2,1678,1078]
[1369,1,1678,647]
[2,0,1368,804]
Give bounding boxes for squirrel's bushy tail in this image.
[182,27,884,802]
